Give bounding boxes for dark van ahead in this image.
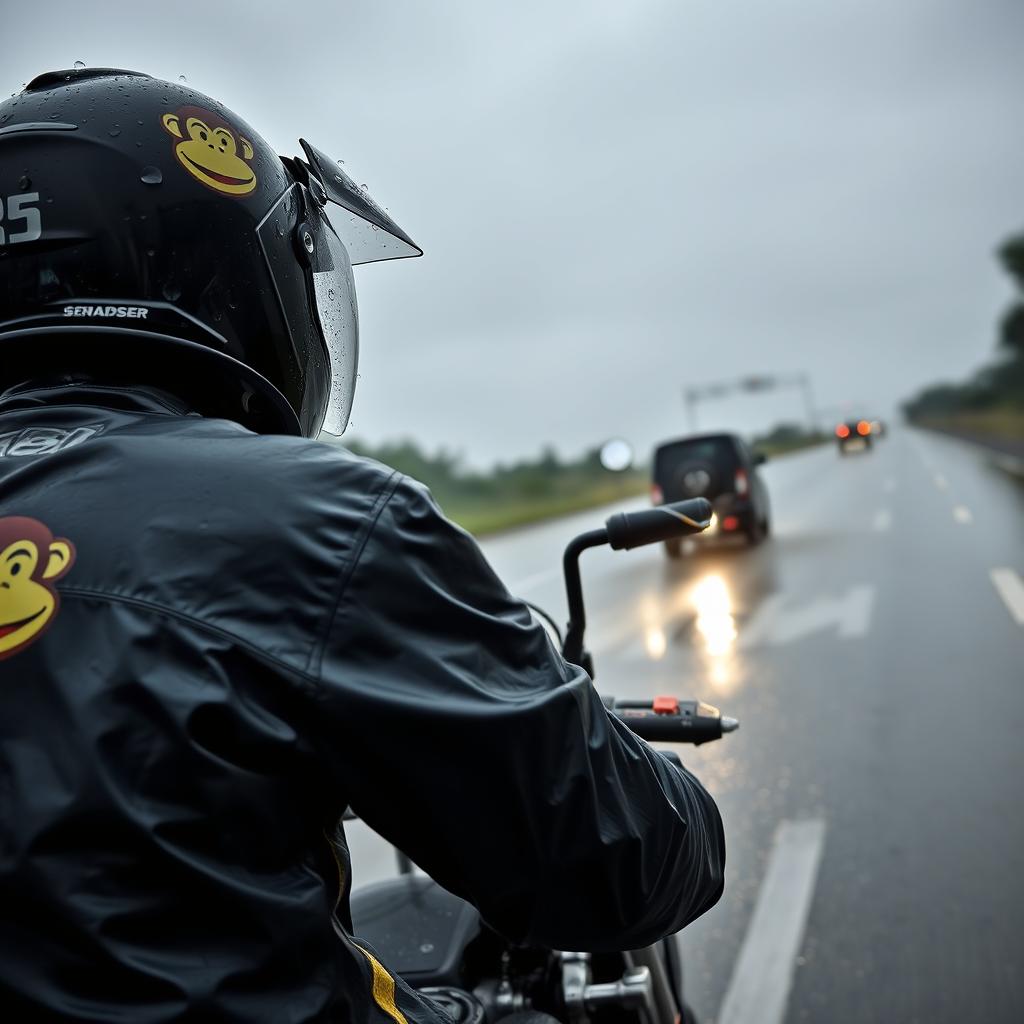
[652,433,771,556]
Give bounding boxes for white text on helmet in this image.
[63,305,150,319]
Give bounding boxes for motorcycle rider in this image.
[0,70,725,1022]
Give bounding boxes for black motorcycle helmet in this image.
[0,68,420,436]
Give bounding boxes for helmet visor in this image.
[300,139,422,265]
[312,209,359,435]
[257,185,358,436]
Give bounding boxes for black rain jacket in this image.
[0,381,725,1023]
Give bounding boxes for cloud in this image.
[9,0,1024,460]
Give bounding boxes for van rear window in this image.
[655,438,737,477]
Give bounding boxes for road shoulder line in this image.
[717,818,827,1024]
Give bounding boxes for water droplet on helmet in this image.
[162,282,182,302]
[146,248,156,257]
[140,166,163,185]
[108,124,121,137]
[328,288,335,301]
[359,183,368,191]
[73,60,86,71]
[336,158,345,165]
[178,74,187,83]
[17,175,30,191]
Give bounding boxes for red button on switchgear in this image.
[653,696,679,715]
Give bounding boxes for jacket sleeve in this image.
[315,475,725,952]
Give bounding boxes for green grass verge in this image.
[441,440,827,537]
[442,478,648,536]
[754,435,829,458]
[913,409,1024,440]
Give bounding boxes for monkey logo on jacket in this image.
[0,517,76,661]
[161,105,257,197]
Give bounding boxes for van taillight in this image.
[734,468,749,495]
[651,484,664,505]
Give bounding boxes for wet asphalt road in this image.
[348,427,1024,1023]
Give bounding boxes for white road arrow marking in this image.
[739,586,875,649]
[990,568,1024,626]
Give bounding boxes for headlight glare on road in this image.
[693,574,738,657]
[644,626,668,660]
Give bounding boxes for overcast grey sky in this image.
[12,0,1024,464]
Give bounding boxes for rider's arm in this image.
[316,475,724,952]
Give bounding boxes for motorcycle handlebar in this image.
[607,696,738,745]
[604,498,713,551]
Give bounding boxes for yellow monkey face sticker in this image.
[161,105,257,197]
[0,517,76,660]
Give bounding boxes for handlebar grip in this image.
[605,498,713,551]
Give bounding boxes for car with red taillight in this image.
[651,433,771,556]
[836,419,873,454]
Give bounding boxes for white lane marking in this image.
[873,509,892,532]
[883,477,897,494]
[740,586,874,649]
[952,504,973,524]
[508,567,559,594]
[990,568,1024,626]
[718,819,827,1024]
[934,473,948,491]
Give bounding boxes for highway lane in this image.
[346,428,1024,1023]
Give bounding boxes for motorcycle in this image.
[349,497,737,1024]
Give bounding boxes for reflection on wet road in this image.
[347,428,1024,1023]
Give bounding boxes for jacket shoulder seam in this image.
[58,586,320,690]
[308,468,403,682]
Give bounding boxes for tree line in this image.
[904,234,1024,422]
